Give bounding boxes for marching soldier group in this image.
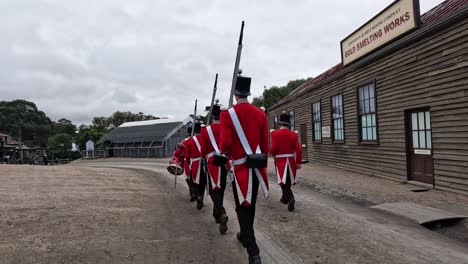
[168,74,302,264]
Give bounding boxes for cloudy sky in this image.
[0,0,444,125]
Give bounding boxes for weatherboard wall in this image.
[268,15,468,194]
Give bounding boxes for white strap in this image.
[190,157,201,162]
[232,157,247,166]
[275,154,294,158]
[193,135,202,153]
[228,108,253,155]
[206,151,215,159]
[206,126,220,154]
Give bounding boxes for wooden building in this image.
[268,0,468,194]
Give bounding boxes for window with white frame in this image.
[331,94,344,142]
[358,83,377,142]
[312,101,321,141]
[289,111,295,131]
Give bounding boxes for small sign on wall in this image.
[415,149,431,155]
[322,126,331,138]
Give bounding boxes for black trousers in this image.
[185,177,195,199]
[280,171,295,202]
[208,166,227,221]
[232,170,260,257]
[194,169,206,199]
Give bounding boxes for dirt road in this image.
[1,160,468,264]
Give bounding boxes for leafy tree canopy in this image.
[52,118,77,136]
[48,133,73,154]
[108,111,160,129]
[0,99,52,147]
[252,78,312,110]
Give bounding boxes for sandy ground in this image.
[1,160,468,264]
[0,164,246,264]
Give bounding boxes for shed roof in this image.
[119,116,193,128]
[97,121,185,144]
[272,0,468,110]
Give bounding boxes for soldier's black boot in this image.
[219,211,228,234]
[287,190,295,212]
[213,207,220,223]
[280,196,288,204]
[196,196,203,210]
[288,198,295,211]
[236,232,247,248]
[186,178,196,202]
[249,255,262,264]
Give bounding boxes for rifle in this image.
[206,73,218,124]
[228,21,245,107]
[191,99,198,137]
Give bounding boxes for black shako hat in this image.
[233,76,251,97]
[187,126,193,135]
[194,123,202,134]
[211,104,221,120]
[194,116,204,134]
[279,111,290,125]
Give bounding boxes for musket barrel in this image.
[228,21,245,107]
[191,99,197,137]
[206,73,218,124]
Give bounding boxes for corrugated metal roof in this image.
[272,0,468,109]
[421,0,468,26]
[97,121,185,144]
[119,116,192,127]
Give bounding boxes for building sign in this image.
[322,126,331,138]
[341,0,420,66]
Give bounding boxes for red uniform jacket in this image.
[270,128,302,185]
[200,124,224,190]
[220,103,269,205]
[184,135,203,184]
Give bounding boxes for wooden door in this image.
[300,123,308,163]
[406,109,434,185]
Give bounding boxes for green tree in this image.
[108,111,160,128]
[91,116,111,133]
[48,133,72,153]
[0,100,52,147]
[75,125,105,151]
[47,133,82,160]
[252,78,312,110]
[52,118,77,136]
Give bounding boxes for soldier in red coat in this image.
[220,75,268,264]
[181,127,196,202]
[200,102,229,234]
[270,111,302,211]
[185,120,206,210]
